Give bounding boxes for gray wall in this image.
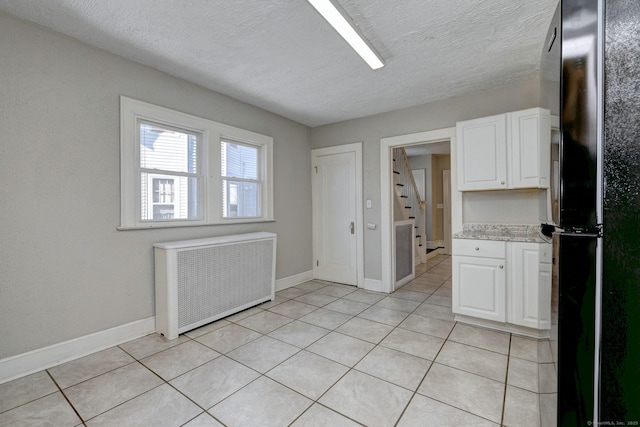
[311,79,541,281]
[0,13,312,359]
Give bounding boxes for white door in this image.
[313,151,357,285]
[442,170,452,255]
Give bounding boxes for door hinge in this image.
[314,166,318,174]
[316,260,319,267]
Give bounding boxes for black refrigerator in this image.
[542,0,640,424]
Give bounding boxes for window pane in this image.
[221,140,258,179]
[222,180,260,218]
[140,122,198,174]
[141,173,200,221]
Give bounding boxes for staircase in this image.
[393,147,427,265]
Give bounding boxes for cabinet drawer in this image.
[453,239,506,258]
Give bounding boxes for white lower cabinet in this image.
[453,238,552,334]
[452,239,506,322]
[510,242,549,329]
[453,255,506,322]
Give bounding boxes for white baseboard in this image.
[427,240,445,250]
[275,270,314,291]
[363,278,383,293]
[0,317,155,385]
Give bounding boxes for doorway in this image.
[312,143,364,287]
[380,128,461,293]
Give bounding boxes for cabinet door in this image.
[510,242,543,328]
[538,262,552,329]
[509,108,551,189]
[456,114,507,191]
[453,255,506,322]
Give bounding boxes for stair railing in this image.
[392,147,426,262]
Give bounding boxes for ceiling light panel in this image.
[307,0,385,70]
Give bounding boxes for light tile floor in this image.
[0,255,553,426]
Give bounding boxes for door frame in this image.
[443,169,452,255]
[380,128,461,293]
[311,142,364,287]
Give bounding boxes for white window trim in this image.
[119,96,274,229]
[220,139,264,219]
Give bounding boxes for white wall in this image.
[0,13,312,359]
[462,190,548,224]
[311,79,541,281]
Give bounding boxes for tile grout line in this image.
[121,337,231,427]
[501,333,513,426]
[268,275,444,425]
[45,370,87,426]
[292,267,453,426]
[392,311,457,427]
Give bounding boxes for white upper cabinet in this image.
[456,114,507,191]
[509,109,551,189]
[457,108,551,191]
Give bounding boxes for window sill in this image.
[117,218,276,231]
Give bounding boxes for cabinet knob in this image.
[501,181,505,185]
[499,265,504,269]
[475,247,479,251]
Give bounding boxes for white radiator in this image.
[154,232,276,339]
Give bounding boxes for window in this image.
[139,122,201,222]
[120,97,273,228]
[221,140,261,218]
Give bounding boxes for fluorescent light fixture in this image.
[307,0,385,70]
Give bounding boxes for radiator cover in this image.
[154,232,276,339]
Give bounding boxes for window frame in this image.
[220,138,264,219]
[120,96,274,229]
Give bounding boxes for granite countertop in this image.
[453,224,549,243]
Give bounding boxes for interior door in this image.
[313,151,357,286]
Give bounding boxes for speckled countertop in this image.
[453,224,548,243]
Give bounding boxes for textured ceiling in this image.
[0,0,558,127]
